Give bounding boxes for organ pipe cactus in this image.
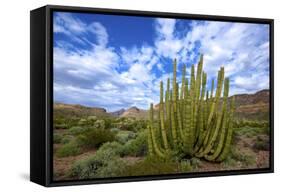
[147,54,235,162]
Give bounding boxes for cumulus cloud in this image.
[154,18,183,60]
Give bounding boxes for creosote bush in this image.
[121,130,147,157]
[56,141,81,157]
[53,133,63,144]
[76,127,115,148]
[122,156,187,176]
[69,142,125,179]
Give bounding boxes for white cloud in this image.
[54,12,109,47]
[88,22,108,46]
[154,18,183,60]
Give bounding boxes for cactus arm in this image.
[149,103,165,158]
[196,68,224,157]
[201,68,225,156]
[181,64,186,100]
[166,78,170,123]
[210,79,214,99]
[195,72,207,150]
[182,93,193,155]
[185,78,189,99]
[173,59,177,103]
[147,125,154,156]
[189,65,196,149]
[216,96,235,162]
[204,78,229,161]
[160,81,169,150]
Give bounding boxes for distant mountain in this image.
[231,89,269,106]
[110,108,125,117]
[120,106,148,119]
[54,103,109,118]
[231,89,269,120]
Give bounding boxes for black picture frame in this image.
[30,4,274,187]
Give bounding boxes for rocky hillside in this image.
[120,106,148,119]
[109,109,125,117]
[231,89,269,106]
[54,103,109,118]
[231,89,269,120]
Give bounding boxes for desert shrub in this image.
[54,123,68,129]
[56,141,81,157]
[77,118,88,126]
[190,157,202,169]
[69,126,86,135]
[122,156,180,176]
[180,160,192,172]
[115,118,147,132]
[110,127,120,133]
[253,135,269,151]
[234,125,269,138]
[69,142,125,179]
[76,128,115,149]
[93,119,106,129]
[95,158,127,177]
[87,115,97,122]
[70,155,103,179]
[121,130,147,157]
[222,156,237,168]
[98,142,124,156]
[233,120,269,129]
[53,133,63,144]
[103,118,114,129]
[231,147,255,166]
[116,131,136,144]
[61,135,73,144]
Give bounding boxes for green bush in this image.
[69,126,86,135]
[70,155,103,179]
[231,147,255,166]
[77,119,88,126]
[54,123,68,129]
[98,142,124,156]
[53,133,63,144]
[87,116,97,122]
[190,157,202,169]
[121,130,147,157]
[253,135,269,151]
[233,120,269,129]
[234,126,269,138]
[222,156,237,168]
[115,118,147,132]
[76,127,115,149]
[56,141,81,157]
[69,142,125,179]
[61,135,73,144]
[116,131,136,144]
[180,160,192,172]
[93,120,106,129]
[122,156,180,176]
[95,158,127,178]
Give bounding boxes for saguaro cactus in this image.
[147,54,235,162]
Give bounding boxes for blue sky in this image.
[53,11,270,112]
